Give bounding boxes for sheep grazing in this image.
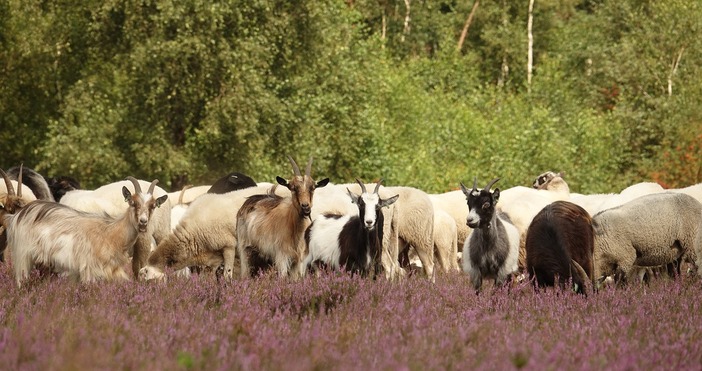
[236,156,329,278]
[5,177,167,287]
[461,178,520,292]
[46,175,81,202]
[592,192,702,285]
[207,172,257,194]
[302,178,399,277]
[525,201,595,295]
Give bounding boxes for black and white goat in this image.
[5,177,167,287]
[236,156,329,278]
[460,178,520,292]
[302,179,399,277]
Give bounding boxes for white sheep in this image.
[592,192,702,284]
[5,177,167,287]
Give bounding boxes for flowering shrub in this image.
[0,264,700,370]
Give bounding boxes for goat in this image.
[46,175,81,202]
[166,185,210,208]
[461,178,520,292]
[5,177,167,287]
[302,179,398,277]
[60,177,172,277]
[236,156,329,278]
[7,165,54,201]
[525,201,595,295]
[592,192,702,285]
[1,166,37,262]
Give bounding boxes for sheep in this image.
[7,165,54,201]
[429,191,470,251]
[569,181,664,216]
[302,179,399,277]
[138,184,285,281]
[170,185,192,231]
[60,177,172,278]
[495,171,571,271]
[5,177,167,287]
[236,156,329,279]
[207,172,258,194]
[591,192,702,285]
[46,175,81,202]
[525,200,595,295]
[399,208,459,274]
[166,185,210,208]
[461,178,520,292]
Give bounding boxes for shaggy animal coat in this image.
[525,201,594,294]
[592,192,702,283]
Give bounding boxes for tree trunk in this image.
[668,47,685,96]
[457,0,480,52]
[402,0,411,42]
[527,0,535,92]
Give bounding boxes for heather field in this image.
[0,264,701,371]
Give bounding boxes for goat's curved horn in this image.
[147,179,159,195]
[484,177,501,191]
[0,168,14,197]
[373,178,384,194]
[304,156,313,177]
[287,155,302,177]
[472,177,478,192]
[125,176,143,194]
[178,184,192,204]
[355,178,367,194]
[16,163,23,198]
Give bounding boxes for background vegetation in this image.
[1,0,700,193]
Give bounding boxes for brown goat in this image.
[236,156,329,278]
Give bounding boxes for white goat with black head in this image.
[5,177,167,287]
[302,179,399,277]
[236,156,329,278]
[461,178,520,292]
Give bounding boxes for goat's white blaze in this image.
[136,193,154,226]
[360,193,380,229]
[467,208,481,226]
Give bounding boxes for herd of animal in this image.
[1,157,701,295]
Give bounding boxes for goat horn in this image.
[178,184,192,204]
[147,179,159,195]
[16,163,23,199]
[125,176,143,194]
[0,168,14,197]
[484,177,501,191]
[373,178,384,194]
[287,155,302,177]
[355,178,367,194]
[472,177,478,192]
[304,156,313,177]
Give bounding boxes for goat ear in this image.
[155,195,168,208]
[492,188,500,203]
[122,186,132,201]
[316,178,330,188]
[276,176,289,187]
[459,182,469,196]
[347,188,358,204]
[381,194,399,208]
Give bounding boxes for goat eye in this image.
[482,202,490,210]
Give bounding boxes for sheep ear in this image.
[316,178,329,188]
[122,186,132,201]
[381,194,399,208]
[492,188,500,203]
[155,195,168,208]
[276,176,289,187]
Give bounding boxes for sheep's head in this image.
[139,265,166,281]
[276,156,329,219]
[123,177,169,232]
[0,165,29,217]
[347,178,399,231]
[460,177,500,229]
[533,171,567,190]
[47,175,81,202]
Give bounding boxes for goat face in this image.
[276,156,329,218]
[122,186,168,232]
[461,178,500,229]
[0,167,28,216]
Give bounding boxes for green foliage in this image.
[1,0,700,192]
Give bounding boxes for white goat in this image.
[302,179,398,277]
[5,177,167,287]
